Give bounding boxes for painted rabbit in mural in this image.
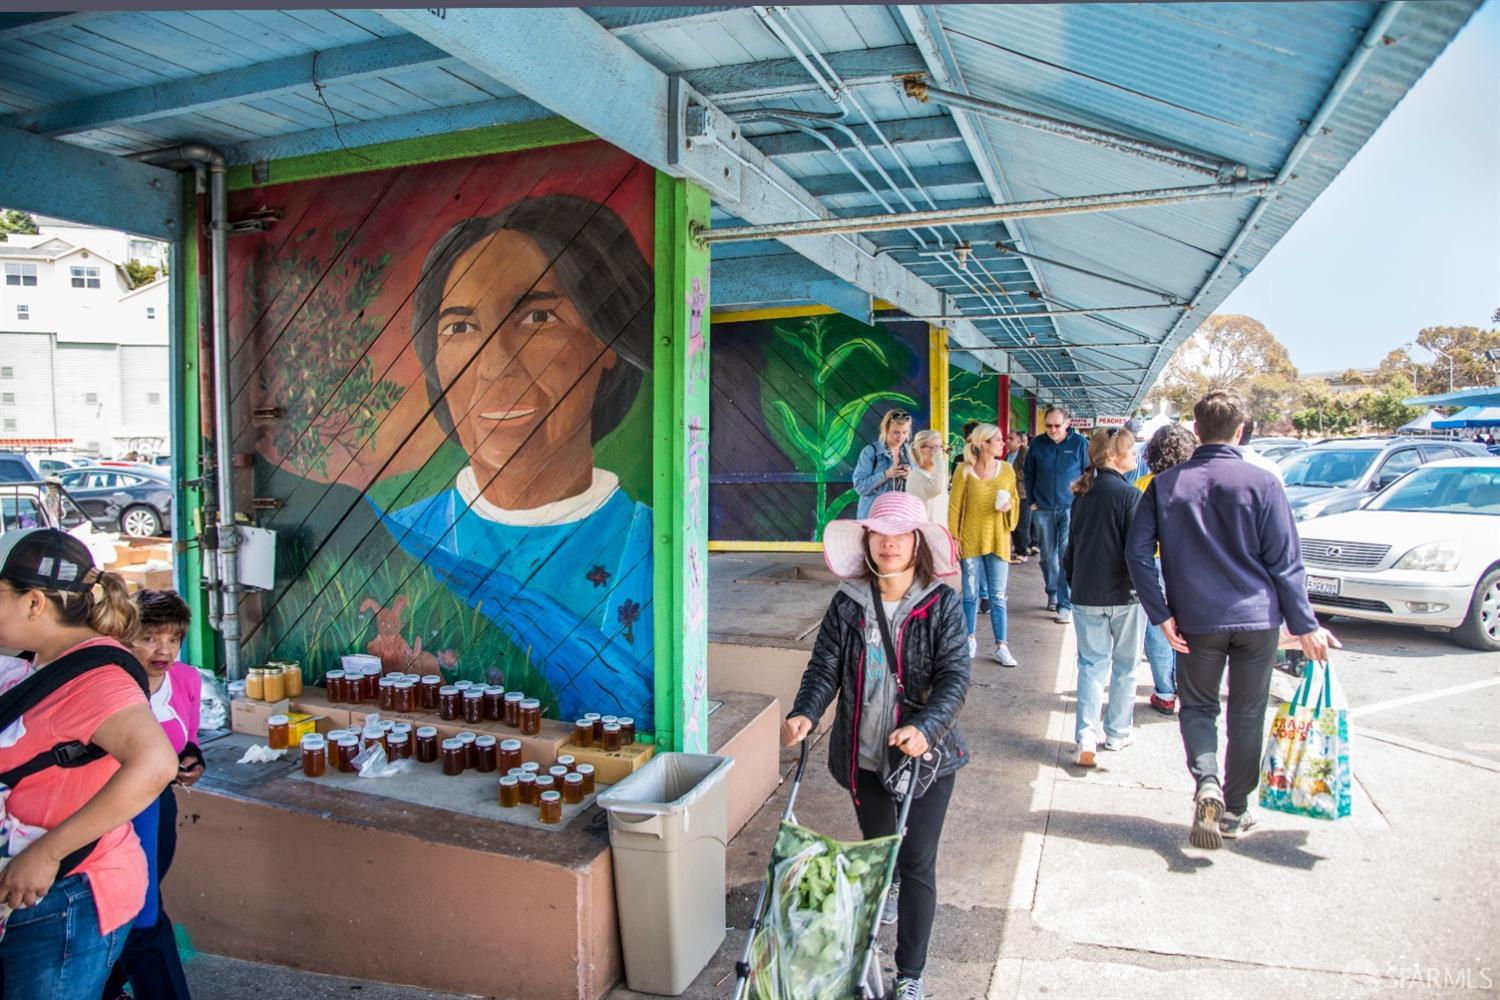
[360,596,440,676]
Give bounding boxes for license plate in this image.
[1305,575,1340,597]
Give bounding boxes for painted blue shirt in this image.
[373,470,654,728]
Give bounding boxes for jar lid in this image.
[364,664,383,675]
[556,755,575,766]
[326,670,345,678]
[504,691,525,702]
[379,676,396,686]
[508,767,527,777]
[575,718,591,726]
[416,726,438,737]
[379,720,395,731]
[535,776,555,789]
[463,688,483,698]
[617,717,634,725]
[517,772,536,783]
[484,685,504,694]
[601,715,618,723]
[520,698,541,709]
[439,685,459,694]
[454,680,473,689]
[499,775,519,786]
[422,674,442,683]
[267,714,289,725]
[575,763,595,774]
[584,712,601,721]
[476,735,496,747]
[395,679,415,689]
[301,733,326,747]
[521,762,541,773]
[441,738,463,749]
[564,772,583,784]
[392,723,412,733]
[500,739,522,751]
[282,664,300,672]
[227,680,246,693]
[336,734,359,745]
[602,722,621,732]
[549,766,568,777]
[539,790,561,803]
[457,731,477,743]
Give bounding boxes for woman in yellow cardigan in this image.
[949,423,1020,665]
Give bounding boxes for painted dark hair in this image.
[412,194,653,444]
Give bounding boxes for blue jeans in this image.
[0,873,131,1000]
[1033,507,1072,610]
[1072,604,1146,745]
[962,555,1009,643]
[1142,560,1176,697]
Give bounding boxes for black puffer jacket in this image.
[791,580,971,794]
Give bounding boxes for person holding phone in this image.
[852,409,915,518]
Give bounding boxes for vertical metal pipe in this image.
[207,159,242,680]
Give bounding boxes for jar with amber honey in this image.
[601,722,622,752]
[482,685,504,721]
[573,719,592,747]
[462,688,484,724]
[457,731,478,769]
[556,754,576,771]
[520,761,541,776]
[282,664,303,698]
[394,679,416,714]
[266,714,291,750]
[498,775,521,808]
[415,726,439,763]
[517,771,537,804]
[420,674,442,710]
[440,738,465,776]
[438,685,461,720]
[585,712,602,741]
[498,739,522,773]
[562,771,584,804]
[245,668,265,701]
[363,665,383,702]
[548,765,569,782]
[538,790,562,824]
[336,735,360,772]
[503,691,524,728]
[261,665,285,701]
[575,763,596,795]
[519,698,542,736]
[378,676,397,711]
[300,733,326,777]
[533,775,555,800]
[324,669,345,703]
[474,734,497,773]
[454,680,474,693]
[388,724,413,759]
[617,717,636,744]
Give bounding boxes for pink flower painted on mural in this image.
[687,276,708,384]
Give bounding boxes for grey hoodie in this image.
[838,576,947,771]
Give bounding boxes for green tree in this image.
[1414,325,1500,389]
[1363,378,1421,431]
[123,259,159,287]
[0,208,38,242]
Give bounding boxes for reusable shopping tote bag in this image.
[1259,659,1353,820]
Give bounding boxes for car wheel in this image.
[120,505,162,538]
[1453,568,1500,652]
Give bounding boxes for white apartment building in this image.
[0,219,169,457]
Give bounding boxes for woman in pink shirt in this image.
[0,529,177,1000]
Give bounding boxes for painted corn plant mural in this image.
[948,365,999,450]
[709,312,927,542]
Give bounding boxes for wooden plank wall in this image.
[223,140,658,729]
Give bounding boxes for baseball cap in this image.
[1124,418,1144,436]
[0,528,99,593]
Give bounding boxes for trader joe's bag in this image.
[1259,659,1352,820]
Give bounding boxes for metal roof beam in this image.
[750,116,963,158]
[682,45,926,103]
[878,303,1180,322]
[0,125,180,240]
[2,34,456,138]
[800,163,982,199]
[378,7,998,366]
[712,253,873,324]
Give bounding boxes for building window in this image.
[148,392,161,405]
[2,419,15,432]
[146,307,156,319]
[4,263,37,286]
[1,392,14,404]
[15,305,28,321]
[70,266,101,289]
[0,367,11,378]
[85,392,99,405]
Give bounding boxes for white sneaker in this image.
[992,642,1018,667]
[1103,734,1134,751]
[967,635,977,658]
[1074,735,1098,768]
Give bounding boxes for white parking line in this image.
[1349,676,1500,718]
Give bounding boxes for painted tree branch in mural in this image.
[257,229,405,479]
[761,315,917,539]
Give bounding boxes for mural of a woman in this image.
[371,195,655,727]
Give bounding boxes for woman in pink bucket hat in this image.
[782,491,970,1000]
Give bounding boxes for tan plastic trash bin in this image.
[596,752,735,995]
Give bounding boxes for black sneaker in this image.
[1190,783,1225,850]
[881,880,899,925]
[1220,810,1258,839]
[894,976,924,1000]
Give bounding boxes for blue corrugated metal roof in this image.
[0,3,1479,409]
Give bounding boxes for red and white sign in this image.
[1070,417,1096,430]
[1095,415,1129,428]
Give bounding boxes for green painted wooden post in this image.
[652,173,711,753]
[177,178,212,670]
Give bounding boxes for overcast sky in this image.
[1217,1,1499,375]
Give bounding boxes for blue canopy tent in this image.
[1405,386,1500,408]
[1431,406,1500,429]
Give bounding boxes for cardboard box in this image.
[289,690,352,729]
[566,740,655,785]
[115,563,173,592]
[112,543,150,567]
[230,697,290,738]
[285,712,319,748]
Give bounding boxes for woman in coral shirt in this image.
[0,530,177,1000]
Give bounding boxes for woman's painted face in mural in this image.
[434,230,618,474]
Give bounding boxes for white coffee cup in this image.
[994,488,1012,512]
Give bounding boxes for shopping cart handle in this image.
[794,735,809,782]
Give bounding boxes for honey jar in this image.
[457,731,478,769]
[617,717,636,744]
[498,775,521,808]
[362,665,383,702]
[562,771,584,804]
[503,691,524,728]
[462,688,484,724]
[498,739,522,773]
[440,738,465,776]
[520,761,541,776]
[534,775,556,799]
[420,674,442,710]
[475,735,498,773]
[601,722,622,752]
[245,668,265,701]
[585,713,603,740]
[575,763,595,795]
[324,670,346,703]
[388,724,413,759]
[519,698,542,736]
[538,790,562,824]
[548,765,569,782]
[454,680,474,693]
[573,719,592,747]
[556,754,576,771]
[415,726,439,763]
[300,733,326,777]
[266,714,291,750]
[394,680,416,714]
[336,735,360,772]
[378,676,397,711]
[517,771,537,804]
[282,664,303,698]
[262,666,285,701]
[482,685,505,721]
[438,685,461,720]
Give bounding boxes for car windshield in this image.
[1280,448,1379,488]
[1367,466,1500,515]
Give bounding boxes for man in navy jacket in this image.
[1024,407,1090,623]
[1126,390,1337,850]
